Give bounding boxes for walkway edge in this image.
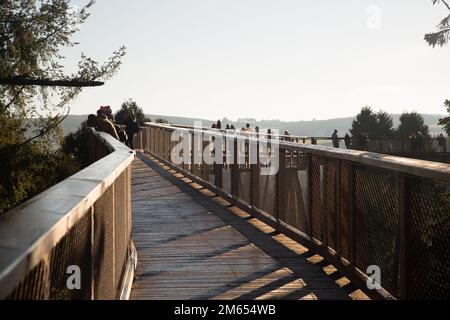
[119,241,137,300]
[142,150,394,300]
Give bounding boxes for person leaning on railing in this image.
[437,134,446,152]
[344,133,351,149]
[91,111,120,140]
[331,129,339,148]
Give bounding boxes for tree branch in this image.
[0,77,104,87]
[441,0,450,11]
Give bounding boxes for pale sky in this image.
[64,0,450,121]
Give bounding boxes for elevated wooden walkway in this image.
[130,153,364,300]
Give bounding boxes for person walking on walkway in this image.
[409,133,417,154]
[331,129,339,148]
[283,130,292,142]
[416,131,424,154]
[344,133,351,149]
[125,110,140,149]
[437,134,446,152]
[360,132,368,150]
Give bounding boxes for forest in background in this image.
[57,113,446,137]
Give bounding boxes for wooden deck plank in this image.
[130,154,353,300]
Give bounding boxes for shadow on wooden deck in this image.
[130,153,367,300]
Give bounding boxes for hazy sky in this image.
[65,0,450,121]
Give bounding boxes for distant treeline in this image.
[59,113,445,137]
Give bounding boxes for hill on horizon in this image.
[61,113,446,137]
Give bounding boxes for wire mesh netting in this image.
[143,124,450,299]
[7,212,92,300]
[338,161,352,260]
[407,177,450,299]
[310,155,322,241]
[353,166,399,295]
[5,132,133,300]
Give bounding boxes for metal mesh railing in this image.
[138,123,450,300]
[353,166,399,295]
[0,130,135,300]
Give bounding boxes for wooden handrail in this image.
[0,130,135,299]
[144,122,450,182]
[139,122,450,299]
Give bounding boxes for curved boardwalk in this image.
[130,153,363,300]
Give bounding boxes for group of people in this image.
[332,129,353,149]
[86,105,140,149]
[208,120,448,153]
[408,131,426,154]
[211,121,264,134]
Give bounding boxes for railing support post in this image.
[335,159,341,254]
[250,137,260,208]
[202,140,209,181]
[348,163,356,265]
[276,147,287,223]
[214,136,223,188]
[306,154,313,237]
[320,157,327,245]
[397,173,416,299]
[231,137,240,197]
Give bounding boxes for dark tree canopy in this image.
[425,2,450,135]
[425,0,450,47]
[397,112,431,139]
[115,99,150,126]
[350,106,395,140]
[350,107,377,139]
[373,111,395,139]
[438,100,450,135]
[0,0,126,214]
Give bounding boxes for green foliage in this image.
[350,106,395,147]
[0,140,80,214]
[155,118,168,124]
[375,111,395,138]
[61,121,91,169]
[438,100,450,135]
[114,99,149,126]
[425,3,450,137]
[397,112,430,139]
[425,0,450,47]
[0,0,125,214]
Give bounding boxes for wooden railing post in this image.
[214,136,223,188]
[321,157,327,245]
[151,127,155,152]
[276,147,287,222]
[156,128,160,155]
[159,128,163,157]
[164,130,168,160]
[191,131,195,174]
[397,173,416,299]
[250,135,260,208]
[146,127,150,151]
[348,163,356,265]
[306,154,313,237]
[335,159,341,254]
[161,130,165,159]
[231,137,240,197]
[152,127,156,153]
[202,139,209,181]
[168,129,171,159]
